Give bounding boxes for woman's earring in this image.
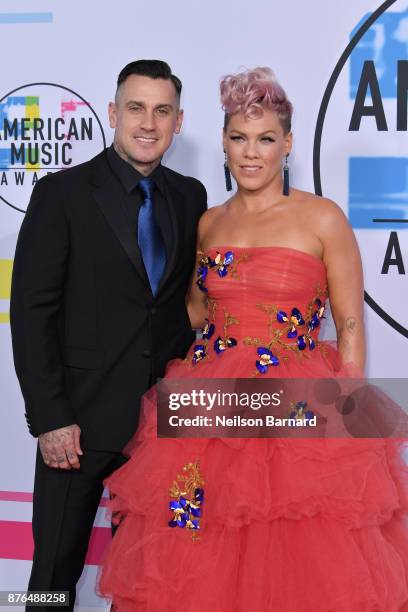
[283,153,290,196]
[224,152,232,192]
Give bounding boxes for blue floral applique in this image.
[255,347,280,373]
[192,344,207,365]
[244,288,327,375]
[191,316,216,365]
[214,310,239,356]
[276,297,325,351]
[195,250,249,293]
[212,250,234,278]
[168,460,205,541]
[288,400,315,423]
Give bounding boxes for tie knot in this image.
[139,177,155,200]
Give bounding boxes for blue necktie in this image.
[137,177,166,295]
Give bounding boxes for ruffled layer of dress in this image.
[98,381,408,612]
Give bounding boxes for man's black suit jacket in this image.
[10,149,207,451]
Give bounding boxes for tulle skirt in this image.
[97,343,408,611]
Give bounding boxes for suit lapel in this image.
[90,151,186,299]
[92,170,151,291]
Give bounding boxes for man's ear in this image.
[174,108,184,134]
[108,102,117,129]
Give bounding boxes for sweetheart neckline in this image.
[204,245,325,268]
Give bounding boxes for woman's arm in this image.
[186,257,208,330]
[320,199,365,371]
[185,209,216,330]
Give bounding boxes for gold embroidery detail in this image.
[222,310,239,335]
[229,252,250,278]
[245,286,328,375]
[169,460,205,541]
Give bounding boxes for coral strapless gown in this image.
[98,247,408,612]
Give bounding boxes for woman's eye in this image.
[261,137,275,142]
[230,135,244,141]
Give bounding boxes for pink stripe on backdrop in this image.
[0,521,112,565]
[0,491,110,506]
[0,491,33,502]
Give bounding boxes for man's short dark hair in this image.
[117,60,182,97]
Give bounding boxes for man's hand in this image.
[39,424,83,469]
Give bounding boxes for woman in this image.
[98,68,408,611]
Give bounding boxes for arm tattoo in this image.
[345,317,357,335]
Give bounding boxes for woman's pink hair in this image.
[220,67,293,133]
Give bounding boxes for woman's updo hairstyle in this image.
[220,67,293,134]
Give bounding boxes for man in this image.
[10,59,207,609]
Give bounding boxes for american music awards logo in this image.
[314,0,408,338]
[0,83,106,212]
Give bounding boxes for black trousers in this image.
[26,445,128,611]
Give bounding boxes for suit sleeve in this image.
[192,178,208,215]
[10,176,75,436]
[199,181,208,215]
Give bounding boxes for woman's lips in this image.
[240,165,262,173]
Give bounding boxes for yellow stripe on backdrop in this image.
[25,97,41,172]
[0,260,13,323]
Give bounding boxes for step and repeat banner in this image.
[0,0,406,608]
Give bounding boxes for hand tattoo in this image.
[38,424,81,469]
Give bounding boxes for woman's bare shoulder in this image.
[198,202,228,235]
[290,188,348,224]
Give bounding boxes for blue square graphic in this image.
[350,9,408,99]
[0,102,8,126]
[0,97,27,169]
[349,157,408,229]
[1,97,26,138]
[0,148,11,169]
